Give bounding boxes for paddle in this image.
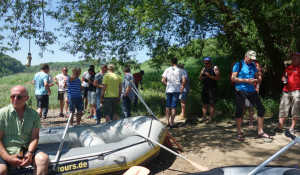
[131,81,183,152]
[52,112,73,171]
[123,166,150,175]
[126,126,209,172]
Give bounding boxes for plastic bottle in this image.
[283,72,288,85]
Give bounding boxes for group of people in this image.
[162,51,300,143]
[0,51,299,173]
[32,64,145,125]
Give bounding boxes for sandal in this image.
[257,132,273,139]
[200,118,208,122]
[237,133,244,141]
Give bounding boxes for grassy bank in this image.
[0,57,280,121]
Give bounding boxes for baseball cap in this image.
[203,57,211,61]
[245,50,257,60]
[107,64,115,69]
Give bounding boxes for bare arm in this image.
[180,77,186,94]
[100,84,106,103]
[198,68,205,81]
[124,86,132,97]
[162,77,167,86]
[0,131,23,167]
[54,77,58,86]
[93,80,103,88]
[211,66,221,80]
[44,81,51,95]
[21,128,39,166]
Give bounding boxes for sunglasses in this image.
[10,95,26,100]
[63,69,68,71]
[204,62,210,65]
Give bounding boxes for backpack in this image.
[230,60,255,85]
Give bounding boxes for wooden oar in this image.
[126,126,209,172]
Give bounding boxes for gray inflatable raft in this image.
[9,116,167,174]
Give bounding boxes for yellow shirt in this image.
[102,72,122,97]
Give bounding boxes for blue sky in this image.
[2,6,150,66]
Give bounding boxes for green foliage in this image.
[0,53,25,78]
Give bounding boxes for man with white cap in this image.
[231,50,272,141]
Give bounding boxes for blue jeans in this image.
[121,96,132,119]
[96,92,101,124]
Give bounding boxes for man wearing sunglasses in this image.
[54,67,70,118]
[0,85,49,174]
[33,63,51,118]
[231,50,272,141]
[199,57,221,123]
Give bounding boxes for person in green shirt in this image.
[0,85,49,175]
[100,64,122,122]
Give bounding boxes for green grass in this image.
[0,57,281,122]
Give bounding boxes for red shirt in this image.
[283,65,300,92]
[133,73,143,86]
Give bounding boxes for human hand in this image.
[20,153,33,167]
[47,91,51,95]
[7,155,23,167]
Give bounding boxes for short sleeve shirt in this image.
[0,104,41,155]
[162,66,186,93]
[233,60,257,92]
[81,71,89,87]
[283,65,300,92]
[95,73,105,94]
[122,73,135,101]
[102,72,122,97]
[33,72,49,95]
[55,73,70,91]
[133,73,143,86]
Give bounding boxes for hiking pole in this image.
[131,81,184,152]
[248,130,300,175]
[126,126,209,172]
[52,112,73,171]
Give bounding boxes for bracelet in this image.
[26,151,34,155]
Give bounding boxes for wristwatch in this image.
[26,151,34,155]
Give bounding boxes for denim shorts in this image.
[179,92,189,100]
[166,92,180,108]
[69,97,83,113]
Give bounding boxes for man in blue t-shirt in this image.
[32,63,51,118]
[231,50,272,141]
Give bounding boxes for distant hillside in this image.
[0,53,26,78]
[24,61,96,73]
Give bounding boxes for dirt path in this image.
[42,109,300,175]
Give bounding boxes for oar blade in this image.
[188,160,209,171]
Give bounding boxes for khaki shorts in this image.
[279,90,300,118]
[58,91,68,100]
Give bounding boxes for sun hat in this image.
[245,50,257,60]
[203,57,211,61]
[107,64,115,69]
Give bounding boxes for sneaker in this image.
[289,129,295,135]
[94,116,97,120]
[65,112,70,117]
[57,113,64,118]
[272,127,283,133]
[87,115,92,118]
[43,115,47,119]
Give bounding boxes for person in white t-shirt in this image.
[54,67,70,117]
[162,58,186,129]
[81,65,94,113]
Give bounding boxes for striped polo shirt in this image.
[0,104,41,155]
[67,77,82,98]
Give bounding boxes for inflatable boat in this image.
[190,166,300,175]
[9,116,167,174]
